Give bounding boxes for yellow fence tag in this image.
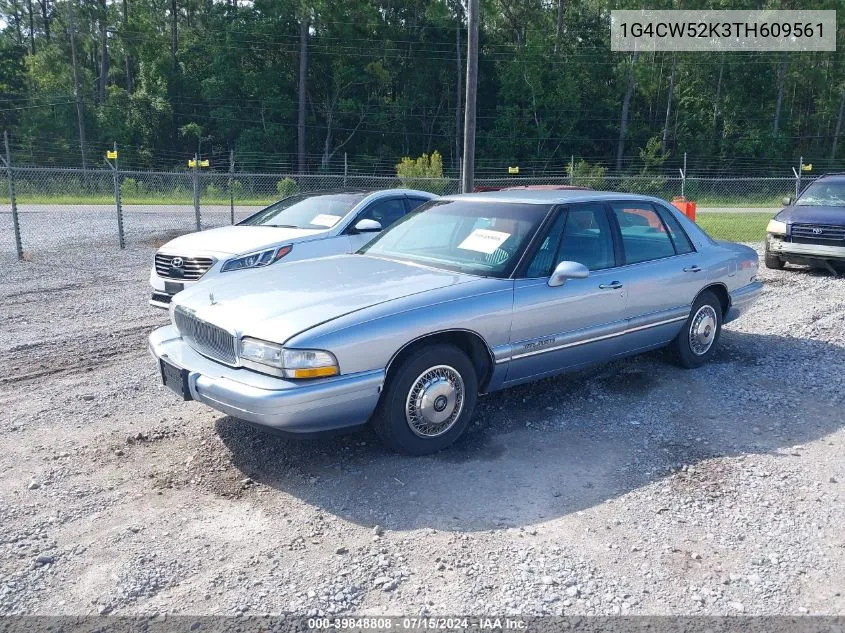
[106,150,117,159]
[508,166,519,174]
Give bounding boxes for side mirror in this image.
[353,219,382,233]
[548,261,589,287]
[782,196,793,206]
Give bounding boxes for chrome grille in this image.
[155,253,215,280]
[791,224,845,244]
[174,307,237,365]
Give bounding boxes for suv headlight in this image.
[766,219,787,235]
[221,245,292,272]
[239,337,339,378]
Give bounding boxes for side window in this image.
[654,204,695,255]
[354,198,407,230]
[557,203,615,271]
[405,197,430,212]
[525,211,567,277]
[610,201,676,264]
[524,203,615,276]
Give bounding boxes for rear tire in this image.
[371,344,478,456]
[764,247,785,270]
[670,290,723,369]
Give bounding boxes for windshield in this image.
[238,192,367,229]
[797,181,845,207]
[359,199,551,278]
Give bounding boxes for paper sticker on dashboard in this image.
[458,229,511,254]
[311,214,342,227]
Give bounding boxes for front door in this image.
[506,203,627,384]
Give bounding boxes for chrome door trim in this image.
[498,313,688,363]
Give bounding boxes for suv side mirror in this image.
[548,261,589,287]
[782,196,793,206]
[353,219,382,233]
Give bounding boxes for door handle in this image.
[599,281,623,290]
[683,265,702,273]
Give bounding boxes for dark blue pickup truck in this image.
[766,174,845,274]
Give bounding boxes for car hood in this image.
[173,255,475,344]
[776,205,845,225]
[160,225,329,256]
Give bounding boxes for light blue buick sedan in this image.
[149,190,761,455]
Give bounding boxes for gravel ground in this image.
[0,243,843,617]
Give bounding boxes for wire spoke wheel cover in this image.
[689,304,718,356]
[405,365,465,438]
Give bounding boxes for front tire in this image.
[371,344,478,455]
[670,290,723,368]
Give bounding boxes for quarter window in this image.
[655,205,695,255]
[611,202,676,264]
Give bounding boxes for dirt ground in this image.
[1,245,843,617]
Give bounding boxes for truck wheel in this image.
[764,247,785,270]
[371,344,478,455]
[670,290,723,369]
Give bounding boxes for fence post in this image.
[795,156,803,199]
[2,131,23,261]
[229,149,235,225]
[343,152,348,187]
[193,153,201,231]
[569,155,574,184]
[106,142,126,249]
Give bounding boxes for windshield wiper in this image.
[266,224,299,228]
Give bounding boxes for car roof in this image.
[812,174,845,182]
[440,189,662,205]
[501,184,589,191]
[287,188,436,198]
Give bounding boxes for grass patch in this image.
[695,212,772,242]
[14,194,276,206]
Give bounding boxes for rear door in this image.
[506,202,628,384]
[608,200,702,352]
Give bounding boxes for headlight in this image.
[239,337,339,378]
[766,219,787,235]
[221,245,292,272]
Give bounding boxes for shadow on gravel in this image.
[215,330,845,532]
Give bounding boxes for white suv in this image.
[149,188,436,308]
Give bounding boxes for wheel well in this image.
[699,283,729,318]
[387,331,494,391]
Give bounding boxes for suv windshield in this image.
[797,181,845,207]
[359,199,551,278]
[239,192,367,229]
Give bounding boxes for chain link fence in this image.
[1,164,806,263]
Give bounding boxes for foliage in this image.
[395,151,447,193]
[120,177,145,198]
[566,159,607,189]
[276,177,299,197]
[1,0,844,175]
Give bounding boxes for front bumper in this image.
[767,237,845,262]
[148,325,384,433]
[149,269,199,309]
[724,281,763,324]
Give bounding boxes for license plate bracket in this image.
[164,281,185,295]
[159,358,192,401]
